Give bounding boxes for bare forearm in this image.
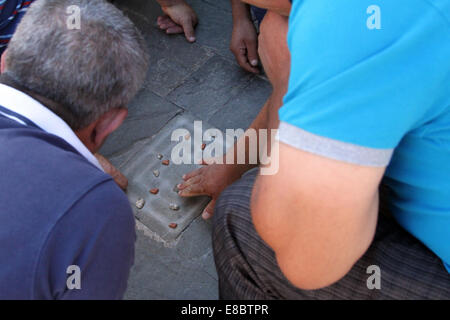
[231,0,252,21]
[223,87,283,172]
[240,0,291,16]
[156,0,179,7]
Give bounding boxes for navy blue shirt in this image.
[0,1,35,55]
[0,113,136,299]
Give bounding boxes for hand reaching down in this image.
[177,160,244,220]
[157,0,198,43]
[95,153,128,191]
[230,18,259,73]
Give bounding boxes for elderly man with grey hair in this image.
[0,0,148,299]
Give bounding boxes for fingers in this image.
[178,174,208,197]
[178,185,206,197]
[179,17,196,42]
[157,15,177,30]
[166,25,184,34]
[182,167,204,181]
[202,200,216,220]
[157,14,196,42]
[178,174,201,191]
[245,38,259,68]
[233,44,259,74]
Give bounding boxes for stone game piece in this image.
[112,115,219,243]
[135,198,145,209]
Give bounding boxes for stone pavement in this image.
[100,0,271,299]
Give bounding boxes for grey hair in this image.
[5,0,149,130]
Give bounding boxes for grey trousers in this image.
[212,168,450,300]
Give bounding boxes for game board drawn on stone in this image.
[111,114,234,244]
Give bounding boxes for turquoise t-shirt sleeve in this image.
[279,0,450,166]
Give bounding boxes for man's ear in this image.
[1,49,7,74]
[93,107,128,149]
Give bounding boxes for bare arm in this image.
[230,0,259,73]
[231,0,252,23]
[251,142,385,289]
[177,9,290,218]
[251,10,385,289]
[241,0,291,16]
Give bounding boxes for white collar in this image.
[0,83,104,171]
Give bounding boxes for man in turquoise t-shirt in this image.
[211,0,450,299]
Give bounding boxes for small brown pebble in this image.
[169,223,178,229]
[201,143,206,150]
[162,159,170,166]
[149,188,159,195]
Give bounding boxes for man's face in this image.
[241,0,291,16]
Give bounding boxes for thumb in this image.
[181,18,196,42]
[202,199,216,220]
[246,40,259,67]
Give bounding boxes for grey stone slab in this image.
[174,217,216,277]
[115,2,215,98]
[113,114,227,243]
[100,90,182,157]
[106,139,148,171]
[201,0,231,12]
[104,0,254,300]
[207,76,272,132]
[117,0,234,61]
[142,41,213,98]
[124,218,218,300]
[189,0,235,61]
[167,55,253,120]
